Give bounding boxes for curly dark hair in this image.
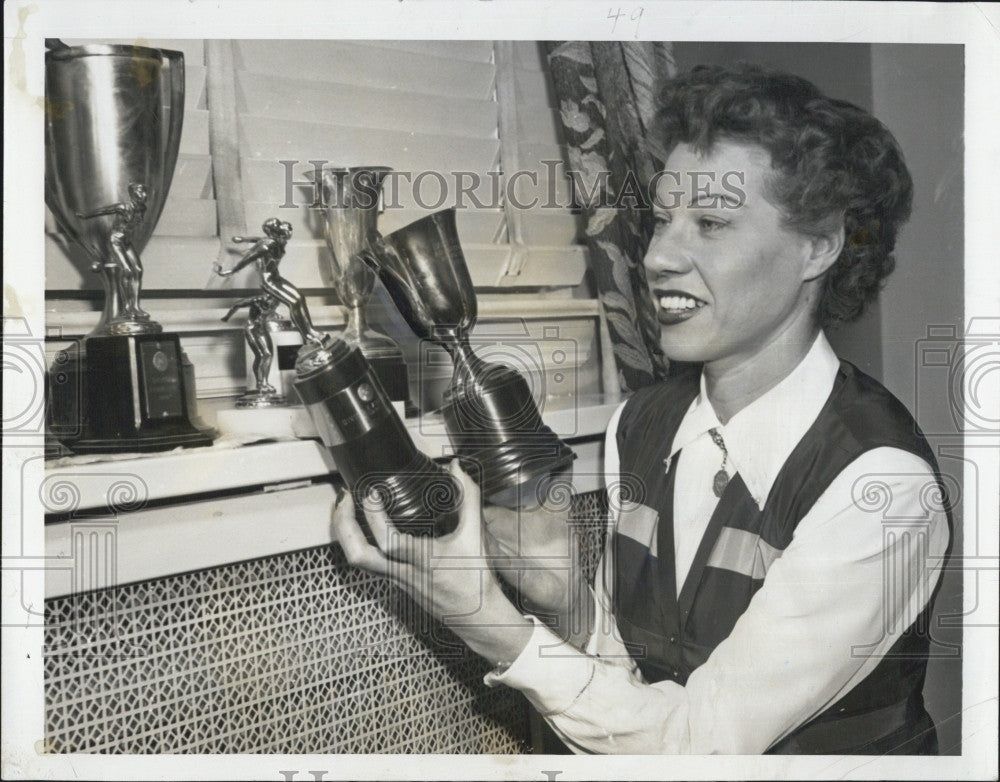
[654,63,913,326]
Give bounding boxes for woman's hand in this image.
[332,460,535,667]
[483,498,592,648]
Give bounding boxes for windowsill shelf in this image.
[42,394,622,598]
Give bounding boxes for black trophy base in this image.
[361,348,411,408]
[442,365,576,501]
[49,333,215,455]
[294,339,459,537]
[349,453,461,537]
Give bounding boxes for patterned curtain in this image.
[546,42,675,392]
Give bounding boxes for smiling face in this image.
[645,140,828,375]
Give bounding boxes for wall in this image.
[871,43,965,755]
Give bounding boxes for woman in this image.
[332,64,950,755]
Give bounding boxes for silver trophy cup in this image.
[46,42,183,336]
[45,42,213,452]
[316,166,410,406]
[368,209,576,504]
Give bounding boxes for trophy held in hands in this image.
[367,208,576,507]
[316,166,411,409]
[218,220,460,536]
[45,42,214,453]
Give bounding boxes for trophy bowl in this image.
[315,166,410,405]
[369,209,576,503]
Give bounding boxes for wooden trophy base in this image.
[50,333,215,454]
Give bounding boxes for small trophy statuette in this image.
[215,218,327,346]
[75,182,155,326]
[221,294,289,408]
[223,219,461,536]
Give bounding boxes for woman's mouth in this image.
[653,290,707,325]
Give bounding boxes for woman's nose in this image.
[643,223,694,277]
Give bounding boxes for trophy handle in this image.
[153,49,185,231]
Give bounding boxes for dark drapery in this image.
[546,41,675,392]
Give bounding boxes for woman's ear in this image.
[803,224,845,281]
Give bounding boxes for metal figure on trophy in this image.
[75,182,153,324]
[45,41,213,452]
[214,218,326,345]
[315,166,411,407]
[220,293,288,408]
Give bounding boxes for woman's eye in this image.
[652,212,672,229]
[699,217,728,233]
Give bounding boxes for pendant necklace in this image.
[707,428,730,498]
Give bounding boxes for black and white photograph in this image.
[3,1,997,780]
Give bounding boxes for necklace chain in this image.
[708,427,730,498]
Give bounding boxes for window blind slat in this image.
[240,203,505,247]
[233,41,496,100]
[46,236,585,293]
[179,109,210,155]
[361,40,494,62]
[237,116,500,177]
[236,71,498,140]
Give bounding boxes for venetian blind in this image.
[45,40,601,409]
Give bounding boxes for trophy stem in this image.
[449,336,484,389]
[343,304,366,346]
[94,264,121,336]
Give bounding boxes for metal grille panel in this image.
[44,490,609,754]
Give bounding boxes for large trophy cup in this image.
[45,42,214,452]
[368,209,576,504]
[316,167,410,407]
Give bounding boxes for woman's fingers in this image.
[331,492,395,576]
[360,491,420,562]
[450,459,482,536]
[482,503,519,537]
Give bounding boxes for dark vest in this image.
[612,361,950,755]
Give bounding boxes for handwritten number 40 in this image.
[608,6,644,34]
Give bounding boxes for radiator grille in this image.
[44,489,609,754]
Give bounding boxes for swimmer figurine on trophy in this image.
[216,219,461,536]
[45,41,214,453]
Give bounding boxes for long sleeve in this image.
[486,447,950,754]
